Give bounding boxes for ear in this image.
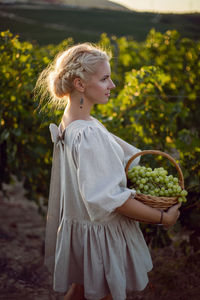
[73,77,85,92]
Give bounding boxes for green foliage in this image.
[0,30,73,204]
[0,29,199,245]
[96,30,200,241]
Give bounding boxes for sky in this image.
[110,0,200,13]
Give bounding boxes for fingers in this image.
[174,204,181,221]
[164,203,181,229]
[176,203,181,218]
[173,202,181,209]
[174,204,181,219]
[171,203,181,212]
[177,202,182,208]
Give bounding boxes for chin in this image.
[100,101,109,105]
[102,98,109,104]
[94,97,109,105]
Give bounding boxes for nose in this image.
[109,79,116,90]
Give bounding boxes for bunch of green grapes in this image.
[127,165,187,203]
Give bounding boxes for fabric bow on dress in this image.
[49,123,65,145]
[44,123,65,275]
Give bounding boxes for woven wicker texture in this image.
[125,150,184,210]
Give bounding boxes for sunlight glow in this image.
[110,0,200,13]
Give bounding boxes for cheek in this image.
[84,81,106,100]
[90,83,105,94]
[96,82,106,91]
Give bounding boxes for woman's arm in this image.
[115,196,181,227]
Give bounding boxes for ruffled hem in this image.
[53,216,153,300]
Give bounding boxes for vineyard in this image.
[0,25,200,283]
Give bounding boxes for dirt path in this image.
[0,180,200,300]
[0,181,60,300]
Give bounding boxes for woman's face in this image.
[83,60,115,105]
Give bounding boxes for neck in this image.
[63,93,93,123]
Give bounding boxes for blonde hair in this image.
[34,43,111,111]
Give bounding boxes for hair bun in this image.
[53,74,66,98]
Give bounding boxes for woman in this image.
[35,43,180,300]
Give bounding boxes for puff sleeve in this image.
[73,126,136,221]
[111,133,141,167]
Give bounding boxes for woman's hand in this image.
[115,196,181,227]
[162,203,181,228]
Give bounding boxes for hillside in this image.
[0,0,128,10]
[59,0,128,10]
[0,2,200,45]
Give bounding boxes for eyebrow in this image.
[102,74,110,79]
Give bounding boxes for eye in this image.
[101,76,109,81]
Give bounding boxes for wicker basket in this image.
[125,150,185,210]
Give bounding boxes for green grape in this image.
[139,169,144,175]
[181,190,188,196]
[141,178,147,184]
[163,190,169,196]
[172,186,178,193]
[164,177,170,183]
[158,176,164,182]
[168,188,173,195]
[149,190,155,196]
[177,186,182,193]
[167,182,173,188]
[182,196,187,202]
[151,171,157,178]
[178,196,186,203]
[162,170,168,176]
[128,165,188,202]
[178,197,182,203]
[131,177,137,183]
[147,167,152,172]
[128,172,135,179]
[173,177,179,183]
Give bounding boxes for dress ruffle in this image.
[53,216,152,300]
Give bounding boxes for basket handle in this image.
[125,150,184,189]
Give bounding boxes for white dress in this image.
[44,117,153,300]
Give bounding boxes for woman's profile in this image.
[35,43,180,300]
